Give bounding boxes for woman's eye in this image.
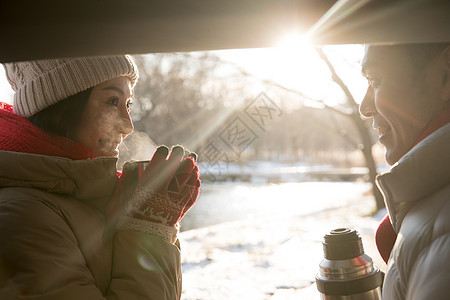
[107,97,119,106]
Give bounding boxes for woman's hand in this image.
[107,145,200,230]
[125,145,201,226]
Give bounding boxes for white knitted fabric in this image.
[3,55,138,117]
[117,216,179,244]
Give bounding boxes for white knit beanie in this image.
[3,55,139,117]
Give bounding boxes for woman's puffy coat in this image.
[376,123,450,299]
[0,151,182,299]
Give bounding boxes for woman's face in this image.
[74,77,134,157]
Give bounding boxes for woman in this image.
[0,55,200,299]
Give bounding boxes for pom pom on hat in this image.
[3,55,139,117]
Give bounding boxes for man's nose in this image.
[359,86,375,118]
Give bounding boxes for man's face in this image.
[360,45,448,165]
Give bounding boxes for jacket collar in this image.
[376,123,450,232]
[0,151,118,211]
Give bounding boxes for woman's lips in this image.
[99,139,121,156]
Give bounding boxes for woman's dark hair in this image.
[27,87,93,139]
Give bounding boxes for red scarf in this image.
[376,106,450,263]
[0,102,96,160]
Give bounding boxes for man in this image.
[359,43,450,299]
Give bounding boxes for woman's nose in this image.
[117,109,134,136]
[359,86,376,118]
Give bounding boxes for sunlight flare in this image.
[307,0,371,38]
[277,33,312,51]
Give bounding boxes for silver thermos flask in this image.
[316,228,384,299]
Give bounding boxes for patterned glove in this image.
[115,145,201,243]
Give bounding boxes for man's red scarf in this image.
[376,106,450,263]
[0,102,95,160]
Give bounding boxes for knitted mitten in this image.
[116,145,200,243]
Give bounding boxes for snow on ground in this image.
[179,189,386,300]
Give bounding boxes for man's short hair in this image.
[399,42,449,71]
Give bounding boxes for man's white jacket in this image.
[376,123,450,299]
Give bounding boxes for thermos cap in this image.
[323,228,364,260]
[316,228,384,298]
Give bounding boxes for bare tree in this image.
[131,53,228,149]
[223,48,384,210]
[315,47,383,210]
[131,50,384,211]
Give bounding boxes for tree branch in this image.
[224,59,350,117]
[314,47,359,110]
